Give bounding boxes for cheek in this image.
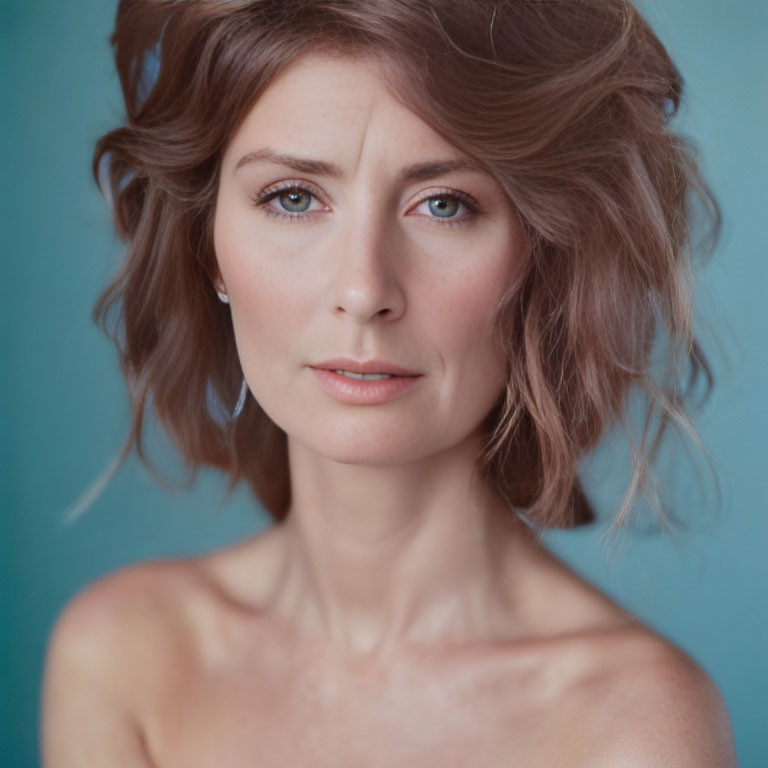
[452,280,508,389]
[214,201,311,362]
[432,247,518,405]
[227,266,308,377]
[436,250,514,359]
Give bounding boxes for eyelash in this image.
[251,182,480,228]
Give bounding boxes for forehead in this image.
[225,50,465,166]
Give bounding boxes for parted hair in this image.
[91,0,720,535]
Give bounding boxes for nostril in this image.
[335,305,392,316]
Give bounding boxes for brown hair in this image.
[89,0,720,539]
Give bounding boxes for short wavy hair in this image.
[88,0,720,537]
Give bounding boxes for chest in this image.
[143,647,597,768]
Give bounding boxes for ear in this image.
[211,270,229,303]
[211,268,227,295]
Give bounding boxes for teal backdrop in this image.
[3,0,766,764]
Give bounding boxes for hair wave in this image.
[84,0,720,538]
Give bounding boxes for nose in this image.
[326,211,406,324]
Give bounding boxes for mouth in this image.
[309,364,423,405]
[310,357,421,378]
[327,370,404,381]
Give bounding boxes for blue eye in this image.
[275,188,312,213]
[430,196,459,217]
[254,184,322,221]
[409,190,479,227]
[252,183,478,226]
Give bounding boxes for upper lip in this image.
[310,357,421,376]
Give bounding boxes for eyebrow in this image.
[233,147,483,183]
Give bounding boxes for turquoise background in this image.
[2,0,766,764]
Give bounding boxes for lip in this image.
[310,357,420,376]
[308,358,423,405]
[309,367,422,405]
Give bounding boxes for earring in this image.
[217,290,230,304]
[232,376,248,420]
[204,376,248,427]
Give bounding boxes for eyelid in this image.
[260,178,326,200]
[251,180,329,221]
[408,187,479,216]
[256,179,329,210]
[251,180,480,224]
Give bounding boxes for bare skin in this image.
[42,51,737,766]
[42,524,736,767]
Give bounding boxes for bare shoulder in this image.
[580,628,738,767]
[43,531,280,687]
[45,554,224,683]
[42,558,211,766]
[47,557,207,660]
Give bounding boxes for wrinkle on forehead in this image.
[235,50,460,183]
[348,85,378,182]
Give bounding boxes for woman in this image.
[42,0,737,765]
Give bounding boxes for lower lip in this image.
[309,368,422,405]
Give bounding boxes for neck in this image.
[267,434,538,662]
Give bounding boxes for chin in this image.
[300,432,433,467]
[286,417,453,468]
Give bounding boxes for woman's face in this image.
[214,51,526,467]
